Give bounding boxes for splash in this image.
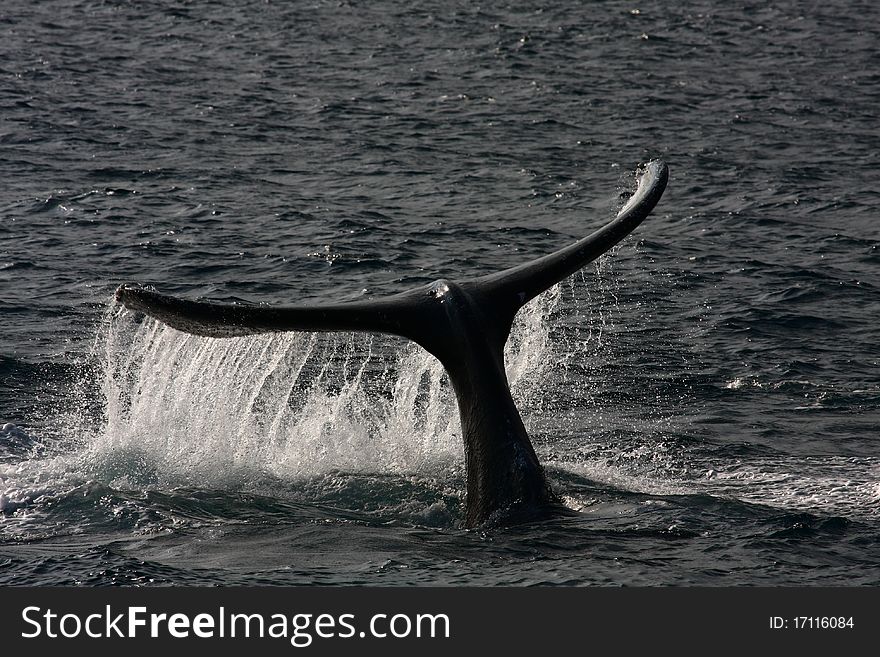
[87,285,565,492]
[3,256,654,530]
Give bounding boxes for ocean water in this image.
[1,0,878,585]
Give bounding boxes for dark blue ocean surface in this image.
[1,0,878,585]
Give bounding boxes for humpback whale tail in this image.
[115,160,669,527]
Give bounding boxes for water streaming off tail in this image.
[90,286,565,491]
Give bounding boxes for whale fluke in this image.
[474,159,668,315]
[115,160,669,527]
[114,285,418,339]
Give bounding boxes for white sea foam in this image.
[698,457,880,519]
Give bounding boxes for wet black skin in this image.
[115,160,668,527]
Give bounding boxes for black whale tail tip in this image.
[115,282,149,300]
[115,283,148,309]
[115,283,133,302]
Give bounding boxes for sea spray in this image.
[90,284,565,490]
